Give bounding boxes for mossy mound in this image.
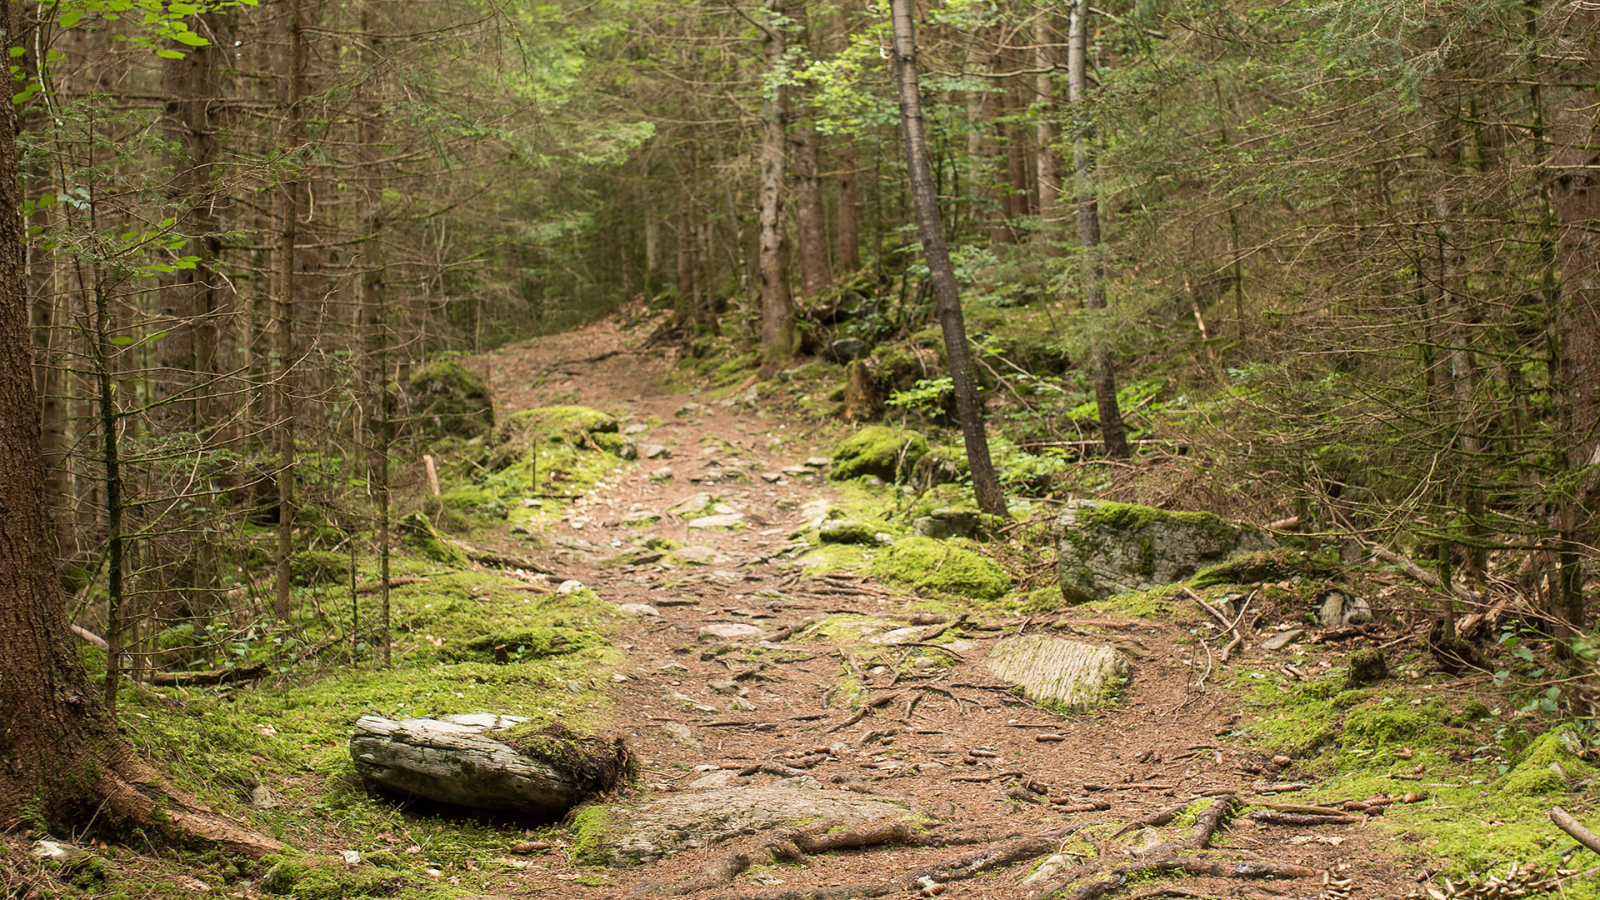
[260,854,412,899]
[443,627,608,663]
[398,511,469,566]
[830,426,928,482]
[501,721,635,796]
[569,805,616,866]
[408,359,495,439]
[485,405,625,474]
[290,549,348,587]
[1501,725,1596,794]
[869,536,1011,601]
[1341,700,1452,751]
[1055,499,1274,604]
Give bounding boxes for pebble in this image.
[557,580,586,594]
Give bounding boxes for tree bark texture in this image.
[888,0,1007,517]
[274,0,307,620]
[835,145,861,274]
[793,124,832,298]
[757,0,794,369]
[1068,0,1129,459]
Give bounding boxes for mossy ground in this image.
[56,406,639,900]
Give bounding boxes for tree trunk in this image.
[888,0,1006,518]
[0,1,276,854]
[274,0,307,621]
[836,144,861,274]
[1549,11,1600,635]
[757,0,793,370]
[1033,18,1062,231]
[1068,0,1129,459]
[793,124,832,298]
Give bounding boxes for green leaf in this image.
[58,9,84,27]
[171,31,210,47]
[169,2,201,12]
[8,47,25,58]
[109,336,134,346]
[156,48,185,59]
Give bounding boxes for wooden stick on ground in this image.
[1552,807,1600,858]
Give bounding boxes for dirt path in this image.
[474,319,1399,900]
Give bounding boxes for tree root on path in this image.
[1029,795,1322,900]
[634,822,1071,898]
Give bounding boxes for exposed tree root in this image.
[1030,795,1321,900]
[96,766,283,858]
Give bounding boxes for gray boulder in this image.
[985,636,1130,712]
[912,509,981,540]
[1055,500,1273,604]
[350,713,626,815]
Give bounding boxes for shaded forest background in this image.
[15,0,1600,699]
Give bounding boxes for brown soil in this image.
[469,317,1405,900]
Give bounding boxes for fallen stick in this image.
[825,694,900,734]
[1551,807,1600,858]
[1247,810,1362,826]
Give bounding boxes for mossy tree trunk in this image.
[888,0,1007,517]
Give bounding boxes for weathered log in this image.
[350,713,629,815]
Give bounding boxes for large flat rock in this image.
[985,636,1131,713]
[1055,500,1272,603]
[598,784,908,866]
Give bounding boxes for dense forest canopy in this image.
[0,0,1598,892]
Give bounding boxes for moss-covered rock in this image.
[570,805,616,866]
[486,405,624,473]
[1054,499,1275,604]
[830,426,928,482]
[819,519,880,545]
[408,359,495,439]
[869,536,1011,600]
[1190,547,1337,589]
[440,487,509,521]
[398,511,469,566]
[1341,701,1450,751]
[912,444,968,488]
[1501,725,1596,795]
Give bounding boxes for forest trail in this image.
[467,319,1403,900]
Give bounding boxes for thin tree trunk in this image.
[1034,17,1061,231]
[274,0,306,621]
[888,0,1006,518]
[836,145,861,274]
[1068,0,1129,459]
[757,0,793,369]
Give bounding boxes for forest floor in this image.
[452,316,1408,900]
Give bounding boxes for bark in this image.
[757,0,794,370]
[359,0,391,665]
[1033,17,1061,230]
[888,0,1007,518]
[793,124,832,298]
[0,2,275,855]
[1068,0,1129,459]
[1549,6,1600,634]
[274,0,307,620]
[835,145,861,274]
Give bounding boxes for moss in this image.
[569,805,615,866]
[830,426,929,482]
[912,445,968,488]
[1501,725,1596,795]
[438,487,509,521]
[442,626,608,663]
[499,722,635,795]
[289,550,348,587]
[408,360,495,439]
[1080,500,1234,542]
[397,511,469,566]
[1341,701,1451,751]
[1083,584,1183,621]
[868,536,1011,601]
[495,405,619,441]
[1190,547,1337,589]
[1346,648,1389,687]
[818,520,880,545]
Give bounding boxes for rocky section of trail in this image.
[446,318,1418,900]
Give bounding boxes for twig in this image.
[1552,807,1600,858]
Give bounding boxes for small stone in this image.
[619,441,640,460]
[688,513,745,529]
[862,476,886,488]
[510,524,534,536]
[616,603,661,617]
[819,519,877,545]
[612,673,630,683]
[708,680,740,695]
[1261,628,1306,651]
[341,850,363,866]
[651,466,674,481]
[249,784,279,809]
[644,444,671,459]
[523,498,544,508]
[30,840,85,863]
[699,623,764,642]
[675,403,708,418]
[729,697,758,711]
[660,663,690,673]
[782,465,811,476]
[688,770,738,790]
[761,472,783,483]
[804,456,832,468]
[672,692,718,713]
[623,423,650,435]
[557,579,586,594]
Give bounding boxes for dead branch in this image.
[825,693,900,733]
[1551,807,1600,858]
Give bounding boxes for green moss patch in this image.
[830,426,929,482]
[1190,547,1338,589]
[568,805,616,866]
[398,511,469,566]
[868,536,1011,601]
[1500,725,1596,795]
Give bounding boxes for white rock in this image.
[687,770,738,790]
[699,623,764,642]
[557,579,586,594]
[985,635,1131,713]
[341,850,363,866]
[30,840,84,863]
[688,513,745,529]
[616,603,661,617]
